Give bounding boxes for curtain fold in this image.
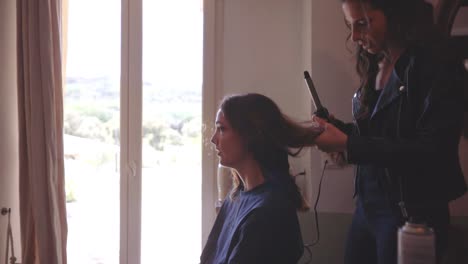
[16,0,67,263]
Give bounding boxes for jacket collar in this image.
[370,70,404,119]
[394,46,415,80]
[370,48,415,120]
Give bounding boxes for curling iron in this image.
[303,71,331,121]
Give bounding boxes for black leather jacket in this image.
[339,44,467,207]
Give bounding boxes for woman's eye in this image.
[356,22,367,29]
[356,19,370,29]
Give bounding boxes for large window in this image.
[141,0,203,263]
[63,0,206,263]
[64,1,121,263]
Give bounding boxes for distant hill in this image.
[65,76,201,104]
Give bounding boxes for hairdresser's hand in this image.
[313,116,348,153]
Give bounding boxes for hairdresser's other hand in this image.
[313,115,348,153]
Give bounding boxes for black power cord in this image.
[302,160,328,264]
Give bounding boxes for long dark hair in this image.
[342,0,437,112]
[219,93,322,210]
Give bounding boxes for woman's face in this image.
[342,1,388,54]
[211,109,250,168]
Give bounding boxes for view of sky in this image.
[67,0,203,91]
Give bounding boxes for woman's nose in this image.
[210,133,216,145]
[351,28,360,42]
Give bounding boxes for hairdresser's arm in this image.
[317,60,464,167]
[328,116,356,136]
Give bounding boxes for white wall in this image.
[219,0,315,203]
[0,0,21,262]
[310,0,358,214]
[452,6,468,35]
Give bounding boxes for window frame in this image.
[119,0,219,262]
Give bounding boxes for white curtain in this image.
[16,0,67,263]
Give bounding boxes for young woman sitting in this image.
[200,93,322,264]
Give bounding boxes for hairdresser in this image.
[313,0,467,263]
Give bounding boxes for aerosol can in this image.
[398,221,436,264]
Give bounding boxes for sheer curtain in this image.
[16,0,67,263]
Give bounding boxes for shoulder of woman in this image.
[246,203,297,225]
[412,39,459,66]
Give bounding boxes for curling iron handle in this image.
[314,107,330,121]
[314,108,345,131]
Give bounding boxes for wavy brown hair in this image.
[342,0,438,115]
[219,93,322,210]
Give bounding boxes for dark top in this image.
[200,181,303,264]
[356,86,388,207]
[334,43,467,208]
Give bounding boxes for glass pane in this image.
[64,1,121,263]
[141,0,203,263]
